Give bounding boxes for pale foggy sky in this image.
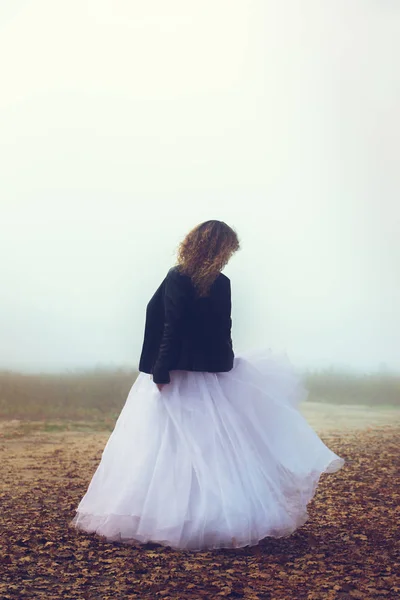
[1,0,399,374]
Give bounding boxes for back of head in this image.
[176,219,240,297]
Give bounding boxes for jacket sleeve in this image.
[214,276,233,350]
[222,278,233,350]
[152,269,188,384]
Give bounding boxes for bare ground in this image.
[0,404,399,599]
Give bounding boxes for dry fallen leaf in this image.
[0,426,399,599]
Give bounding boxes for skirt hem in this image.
[69,454,344,552]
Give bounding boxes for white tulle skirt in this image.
[70,349,345,551]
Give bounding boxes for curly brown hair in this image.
[175,220,240,297]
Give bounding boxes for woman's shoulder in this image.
[166,265,187,279]
[214,272,230,289]
[218,272,230,282]
[164,265,192,288]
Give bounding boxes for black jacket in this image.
[138,266,234,384]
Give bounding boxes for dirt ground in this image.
[0,403,399,599]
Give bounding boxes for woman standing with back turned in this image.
[71,219,344,550]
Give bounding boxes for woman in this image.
[70,219,344,551]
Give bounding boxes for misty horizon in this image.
[1,1,399,375]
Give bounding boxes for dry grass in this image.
[0,368,138,421]
[304,370,400,406]
[0,368,398,424]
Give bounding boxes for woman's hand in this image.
[151,375,167,392]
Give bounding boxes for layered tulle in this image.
[70,349,344,550]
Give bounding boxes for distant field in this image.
[303,370,400,407]
[0,367,399,423]
[0,368,135,422]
